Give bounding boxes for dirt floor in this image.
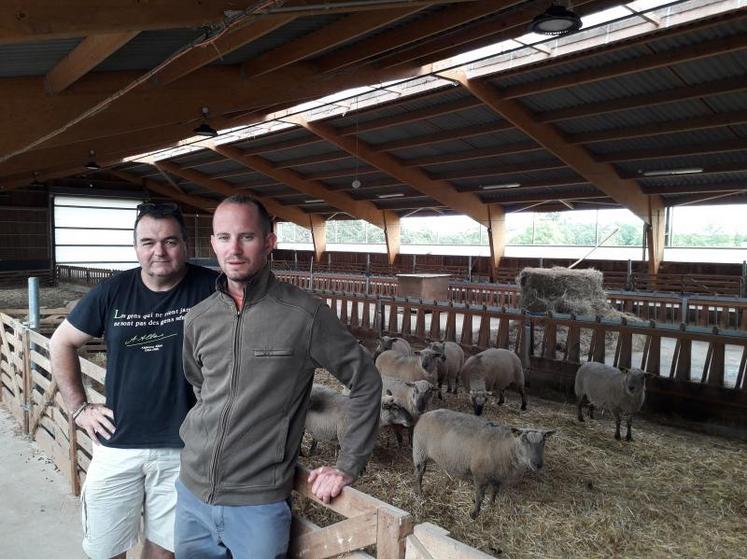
[299,369,747,559]
[0,283,89,311]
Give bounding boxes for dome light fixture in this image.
[529,2,582,36]
[193,106,218,138]
[85,150,100,170]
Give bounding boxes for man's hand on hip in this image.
[76,404,116,444]
[308,466,353,504]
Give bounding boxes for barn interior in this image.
[1,1,747,558]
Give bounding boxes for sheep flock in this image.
[298,337,747,559]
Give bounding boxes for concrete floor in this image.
[0,406,86,559]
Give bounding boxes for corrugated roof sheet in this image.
[587,128,740,155]
[94,29,202,72]
[218,14,343,65]
[0,37,82,77]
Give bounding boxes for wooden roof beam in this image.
[153,161,323,232]
[111,170,216,212]
[502,32,747,99]
[154,15,296,86]
[293,116,491,225]
[241,6,423,80]
[539,77,747,123]
[447,70,662,224]
[45,32,138,94]
[597,138,747,163]
[315,0,517,73]
[209,143,399,231]
[570,110,747,144]
[0,1,458,43]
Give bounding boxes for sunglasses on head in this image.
[136,202,180,216]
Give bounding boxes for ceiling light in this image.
[481,183,521,190]
[377,193,405,199]
[193,122,218,138]
[30,172,45,188]
[351,178,362,189]
[85,150,100,170]
[193,106,218,138]
[304,199,324,204]
[641,168,703,177]
[529,2,582,36]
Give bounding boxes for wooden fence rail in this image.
[308,289,747,393]
[0,313,494,559]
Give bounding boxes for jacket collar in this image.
[216,263,274,309]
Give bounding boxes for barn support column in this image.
[383,212,400,266]
[646,201,665,275]
[486,204,506,282]
[309,216,326,263]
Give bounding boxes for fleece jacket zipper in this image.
[206,303,243,503]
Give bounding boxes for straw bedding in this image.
[299,368,747,559]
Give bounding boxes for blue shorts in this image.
[174,479,291,559]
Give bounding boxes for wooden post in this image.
[67,409,82,496]
[376,504,413,559]
[22,328,32,434]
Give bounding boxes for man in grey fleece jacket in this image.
[175,195,382,558]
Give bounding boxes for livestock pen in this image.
[3,280,747,557]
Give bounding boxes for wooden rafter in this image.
[45,32,139,94]
[380,0,619,69]
[209,144,402,256]
[155,15,296,86]
[294,116,506,265]
[449,71,662,222]
[315,0,516,72]
[539,76,747,123]
[502,32,747,100]
[570,110,747,144]
[241,6,424,79]
[597,138,747,163]
[153,161,324,232]
[0,1,472,43]
[111,170,216,212]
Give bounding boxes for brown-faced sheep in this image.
[373,336,413,360]
[375,347,444,385]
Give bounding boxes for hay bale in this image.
[518,267,609,316]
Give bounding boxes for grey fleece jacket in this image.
[178,265,382,506]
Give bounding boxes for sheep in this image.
[304,384,413,455]
[375,347,444,385]
[427,340,465,398]
[575,362,649,441]
[373,336,413,360]
[381,376,434,446]
[413,408,555,518]
[460,348,527,415]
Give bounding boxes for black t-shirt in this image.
[67,263,218,448]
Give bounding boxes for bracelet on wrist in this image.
[71,402,90,421]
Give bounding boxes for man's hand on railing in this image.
[308,466,353,504]
[75,403,116,445]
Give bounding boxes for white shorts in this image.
[81,445,181,559]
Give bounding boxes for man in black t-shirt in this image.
[50,203,217,559]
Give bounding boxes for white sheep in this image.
[375,347,444,385]
[460,348,527,415]
[575,362,649,441]
[373,336,413,360]
[413,408,555,518]
[427,340,465,398]
[381,376,434,446]
[304,384,413,455]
